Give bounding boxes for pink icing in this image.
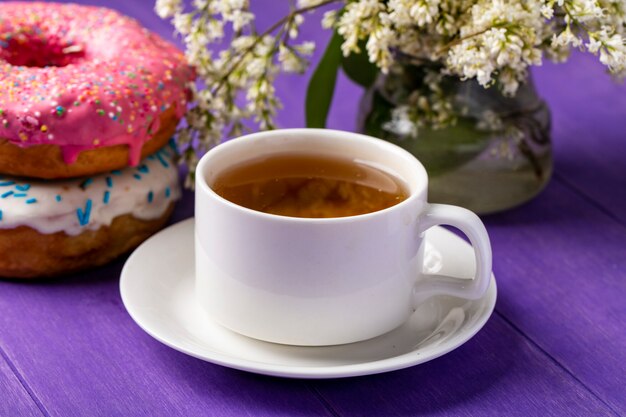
[0,2,193,165]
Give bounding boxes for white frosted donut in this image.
[0,142,181,278]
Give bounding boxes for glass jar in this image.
[358,65,552,214]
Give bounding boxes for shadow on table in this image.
[149,313,528,416]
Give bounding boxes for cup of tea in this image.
[195,129,492,346]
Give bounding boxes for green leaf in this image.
[341,41,378,88]
[306,32,343,128]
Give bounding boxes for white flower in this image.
[157,0,626,188]
[155,0,181,18]
[541,5,555,19]
[172,13,193,35]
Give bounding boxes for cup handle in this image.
[413,203,492,303]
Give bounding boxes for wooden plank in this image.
[0,349,44,417]
[482,180,626,413]
[0,263,334,417]
[311,314,614,416]
[533,52,626,224]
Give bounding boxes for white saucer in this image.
[120,218,497,379]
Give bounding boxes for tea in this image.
[211,153,408,218]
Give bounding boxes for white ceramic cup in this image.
[195,129,491,346]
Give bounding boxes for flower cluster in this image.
[155,0,319,186]
[157,0,626,185]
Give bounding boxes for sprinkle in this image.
[26,198,37,204]
[19,132,28,141]
[13,193,26,197]
[40,125,48,132]
[168,138,177,152]
[56,195,62,202]
[0,210,2,221]
[155,152,169,168]
[2,191,14,198]
[165,187,171,198]
[137,164,149,174]
[55,105,65,116]
[133,174,142,180]
[111,170,122,176]
[77,199,93,226]
[147,191,154,203]
[79,178,93,189]
[97,109,105,116]
[103,191,110,204]
[15,184,31,191]
[106,177,113,187]
[0,181,15,186]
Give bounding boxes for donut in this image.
[0,143,181,278]
[0,2,194,179]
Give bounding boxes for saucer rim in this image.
[120,218,497,379]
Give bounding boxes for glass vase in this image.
[358,65,552,214]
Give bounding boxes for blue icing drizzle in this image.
[76,199,93,226]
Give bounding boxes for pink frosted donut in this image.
[0,2,194,178]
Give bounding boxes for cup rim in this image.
[195,128,428,223]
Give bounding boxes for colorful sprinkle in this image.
[165,187,171,198]
[155,152,169,168]
[79,178,93,189]
[0,181,15,186]
[13,193,26,197]
[25,198,37,204]
[1,191,13,198]
[56,194,62,202]
[147,191,154,203]
[106,177,113,187]
[103,190,110,204]
[133,173,142,180]
[15,184,30,191]
[76,199,93,226]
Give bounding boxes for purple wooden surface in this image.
[534,53,626,225]
[0,1,625,416]
[0,354,42,417]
